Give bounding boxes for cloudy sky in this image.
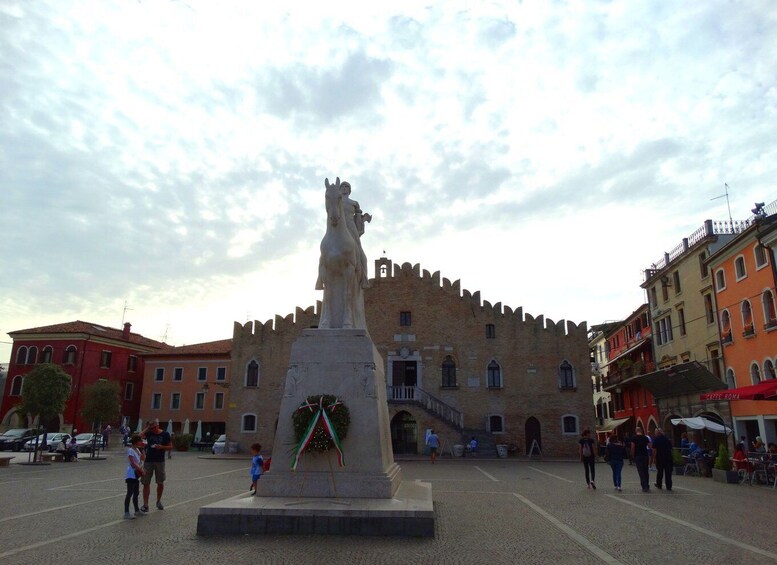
[1,0,776,362]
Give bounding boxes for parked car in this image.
[0,428,38,451]
[74,433,105,453]
[212,434,226,454]
[23,432,70,452]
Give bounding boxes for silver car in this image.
[212,434,226,454]
[23,433,70,452]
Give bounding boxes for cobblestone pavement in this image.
[0,452,775,564]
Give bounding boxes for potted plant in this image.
[711,443,738,483]
[672,447,685,475]
[174,433,194,452]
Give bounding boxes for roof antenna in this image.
[121,300,133,326]
[710,183,734,229]
[160,323,170,343]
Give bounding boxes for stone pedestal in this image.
[197,328,434,536]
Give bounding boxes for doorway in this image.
[391,411,418,454]
[392,361,417,387]
[525,417,542,456]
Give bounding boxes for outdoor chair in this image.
[683,457,700,477]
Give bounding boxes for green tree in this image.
[80,380,121,432]
[17,363,72,427]
[17,364,72,460]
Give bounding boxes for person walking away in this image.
[124,434,146,519]
[249,443,264,494]
[140,420,172,512]
[469,436,478,457]
[103,425,111,450]
[606,435,627,491]
[652,428,673,491]
[579,429,596,489]
[427,430,439,464]
[631,427,651,492]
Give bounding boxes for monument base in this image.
[197,480,434,537]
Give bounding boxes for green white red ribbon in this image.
[290,396,346,470]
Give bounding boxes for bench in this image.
[41,452,64,463]
[0,455,14,467]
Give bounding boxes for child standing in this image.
[124,434,146,519]
[250,443,263,495]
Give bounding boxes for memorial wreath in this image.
[291,394,350,470]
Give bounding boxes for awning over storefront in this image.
[670,416,732,434]
[605,361,726,398]
[700,379,777,401]
[595,417,631,433]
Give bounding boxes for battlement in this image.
[232,258,586,342]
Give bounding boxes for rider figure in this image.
[340,181,372,288]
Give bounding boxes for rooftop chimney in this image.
[122,322,131,340]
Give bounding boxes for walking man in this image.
[631,426,651,492]
[579,429,596,489]
[140,419,172,512]
[652,428,674,491]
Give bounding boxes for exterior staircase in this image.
[387,386,464,430]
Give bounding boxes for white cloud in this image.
[1,0,777,362]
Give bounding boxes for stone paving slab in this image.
[0,452,775,564]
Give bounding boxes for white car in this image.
[23,433,70,452]
[212,434,226,454]
[74,433,105,452]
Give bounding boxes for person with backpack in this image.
[579,429,596,489]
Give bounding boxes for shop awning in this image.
[700,379,777,401]
[605,361,726,398]
[595,417,630,433]
[670,417,732,434]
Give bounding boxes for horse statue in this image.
[316,177,367,330]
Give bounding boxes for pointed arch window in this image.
[558,360,575,390]
[763,290,776,329]
[245,360,259,388]
[487,360,502,389]
[725,368,736,389]
[742,300,754,336]
[764,359,776,381]
[720,310,732,344]
[441,356,457,388]
[751,363,761,385]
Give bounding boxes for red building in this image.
[1,321,167,432]
[601,304,658,437]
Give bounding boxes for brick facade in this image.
[227,258,593,458]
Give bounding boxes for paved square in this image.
[0,453,775,564]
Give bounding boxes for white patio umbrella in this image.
[194,420,202,443]
[183,419,190,435]
[135,418,143,433]
[167,419,174,434]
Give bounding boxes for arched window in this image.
[763,290,776,328]
[715,269,726,291]
[487,360,502,389]
[488,414,504,433]
[241,413,257,432]
[558,361,575,389]
[751,363,761,385]
[735,256,747,279]
[754,244,768,268]
[720,310,732,343]
[561,414,579,435]
[441,356,456,387]
[725,368,736,389]
[10,376,23,396]
[63,345,77,365]
[764,359,776,381]
[741,300,754,335]
[26,346,38,365]
[15,346,28,365]
[245,360,259,388]
[41,346,53,364]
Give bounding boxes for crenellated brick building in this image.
[227,258,593,458]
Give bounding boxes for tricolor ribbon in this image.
[291,396,346,470]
